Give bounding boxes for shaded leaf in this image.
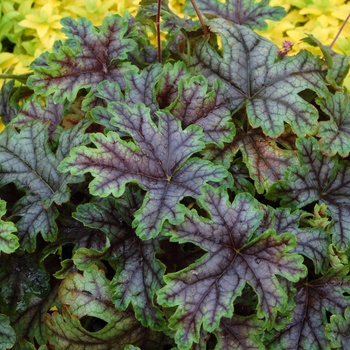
[0,313,16,349]
[214,315,265,349]
[185,0,286,30]
[0,120,90,251]
[268,137,350,251]
[0,80,21,124]
[73,196,166,330]
[59,103,228,239]
[325,306,350,349]
[239,129,297,193]
[267,268,350,349]
[46,266,169,349]
[0,253,50,315]
[0,199,18,254]
[157,186,306,349]
[28,14,138,102]
[317,91,350,157]
[191,19,327,137]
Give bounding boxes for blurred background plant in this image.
[0,0,349,130]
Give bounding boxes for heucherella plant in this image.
[0,0,350,349]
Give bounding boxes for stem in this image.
[189,0,210,39]
[157,0,162,63]
[330,13,350,48]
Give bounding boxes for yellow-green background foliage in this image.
[1,0,349,130]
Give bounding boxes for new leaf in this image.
[59,103,228,239]
[157,186,306,349]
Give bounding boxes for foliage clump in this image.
[0,0,350,349]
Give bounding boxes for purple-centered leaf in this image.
[157,186,306,349]
[267,268,350,349]
[166,76,235,147]
[268,136,350,251]
[0,120,90,251]
[73,196,166,330]
[214,315,265,350]
[59,103,228,239]
[257,206,330,274]
[191,19,327,137]
[27,14,138,102]
[185,0,286,30]
[11,96,65,140]
[239,130,297,193]
[0,199,18,254]
[317,91,350,157]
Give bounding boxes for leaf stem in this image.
[330,13,350,48]
[189,0,210,39]
[157,0,162,63]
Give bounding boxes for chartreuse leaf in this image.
[316,91,350,157]
[157,186,306,349]
[191,19,327,137]
[46,266,169,349]
[185,0,286,30]
[0,313,16,349]
[268,137,350,251]
[59,103,228,239]
[0,199,18,254]
[325,306,350,349]
[73,196,166,330]
[0,120,90,251]
[28,13,138,103]
[267,268,350,349]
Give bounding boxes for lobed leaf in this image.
[317,91,350,157]
[157,186,306,349]
[191,19,328,137]
[325,306,350,349]
[0,120,90,251]
[27,14,138,102]
[268,137,350,251]
[59,103,228,239]
[0,314,16,349]
[267,268,350,349]
[73,197,166,330]
[46,266,168,349]
[185,0,286,30]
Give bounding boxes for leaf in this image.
[268,137,350,251]
[27,14,138,102]
[0,253,50,315]
[0,120,90,251]
[12,96,66,140]
[46,266,169,349]
[0,199,18,254]
[257,206,330,274]
[238,129,297,193]
[267,268,350,349]
[325,306,350,349]
[0,313,16,349]
[0,80,21,124]
[214,315,265,350]
[191,19,327,137]
[185,0,286,30]
[73,196,166,330]
[166,75,235,147]
[59,103,228,239]
[316,91,350,157]
[157,186,306,349]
